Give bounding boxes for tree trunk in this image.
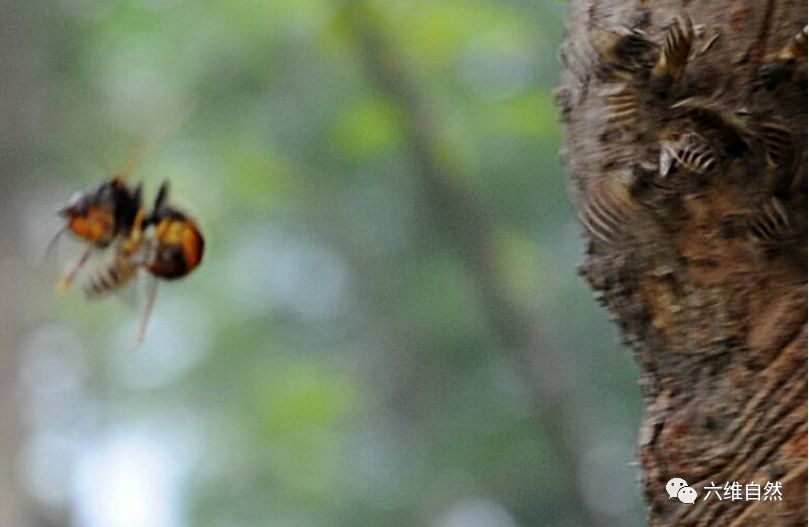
[558,1,806,526]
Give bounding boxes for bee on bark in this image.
[756,120,798,190]
[669,97,754,152]
[659,132,717,178]
[603,84,640,126]
[748,197,792,245]
[651,14,694,87]
[589,25,657,78]
[757,25,808,90]
[579,172,639,247]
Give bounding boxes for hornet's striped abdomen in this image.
[82,255,139,299]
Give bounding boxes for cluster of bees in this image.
[52,157,204,346]
[574,13,806,249]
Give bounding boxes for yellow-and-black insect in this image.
[757,25,808,90]
[748,196,792,245]
[52,176,144,295]
[141,181,205,281]
[53,171,204,346]
[578,171,640,247]
[756,120,798,191]
[659,132,717,177]
[603,84,639,126]
[589,25,658,78]
[669,97,755,151]
[651,14,694,86]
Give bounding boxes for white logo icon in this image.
[666,478,687,498]
[677,486,697,504]
[666,477,696,504]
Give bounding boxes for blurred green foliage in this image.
[23,0,645,526]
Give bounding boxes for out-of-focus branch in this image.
[341,2,621,525]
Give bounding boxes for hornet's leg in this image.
[57,247,92,295]
[130,276,158,349]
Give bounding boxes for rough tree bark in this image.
[559,1,806,526]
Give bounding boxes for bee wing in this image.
[112,104,198,182]
[659,142,677,177]
[113,141,155,182]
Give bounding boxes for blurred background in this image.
[0,1,645,526]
